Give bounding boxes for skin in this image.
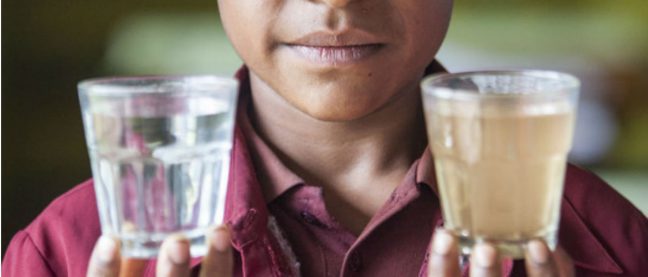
[428,229,575,277]
[87,0,575,275]
[219,0,452,121]
[87,226,233,277]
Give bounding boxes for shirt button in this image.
[349,252,363,272]
[299,211,327,228]
[300,211,316,223]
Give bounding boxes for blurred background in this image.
[3,0,647,254]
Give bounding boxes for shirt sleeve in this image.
[2,181,102,277]
[2,230,56,277]
[564,165,648,276]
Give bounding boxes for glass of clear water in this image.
[78,76,238,258]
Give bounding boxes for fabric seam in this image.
[21,230,58,276]
[562,193,623,273]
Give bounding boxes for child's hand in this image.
[86,226,233,277]
[428,228,574,277]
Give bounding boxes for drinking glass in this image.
[78,76,238,258]
[421,70,579,258]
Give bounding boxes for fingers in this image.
[87,236,121,277]
[525,240,557,277]
[469,243,501,277]
[428,228,461,277]
[199,226,234,277]
[525,240,574,277]
[156,235,191,277]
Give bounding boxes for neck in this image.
[248,72,427,232]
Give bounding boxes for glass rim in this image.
[78,75,239,97]
[421,70,580,100]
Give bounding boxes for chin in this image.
[296,91,383,122]
[302,108,367,122]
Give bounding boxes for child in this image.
[3,0,647,276]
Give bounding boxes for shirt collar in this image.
[234,66,305,203]
[239,95,304,202]
[415,147,439,196]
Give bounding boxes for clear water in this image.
[85,105,233,258]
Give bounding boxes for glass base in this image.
[119,228,209,259]
[457,231,557,260]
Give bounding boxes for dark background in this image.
[3,0,647,256]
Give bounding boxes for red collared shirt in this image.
[3,65,648,277]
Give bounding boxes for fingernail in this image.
[527,240,549,264]
[473,243,497,268]
[166,236,190,265]
[432,229,454,255]
[96,236,118,264]
[212,226,231,252]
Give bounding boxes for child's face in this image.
[218,0,452,121]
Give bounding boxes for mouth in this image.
[286,44,384,65]
[284,30,386,66]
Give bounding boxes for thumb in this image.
[199,225,234,277]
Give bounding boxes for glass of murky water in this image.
[78,76,238,258]
[421,70,579,259]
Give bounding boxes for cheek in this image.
[218,1,277,69]
[402,0,452,60]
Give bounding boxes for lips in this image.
[288,44,383,65]
[284,30,386,66]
